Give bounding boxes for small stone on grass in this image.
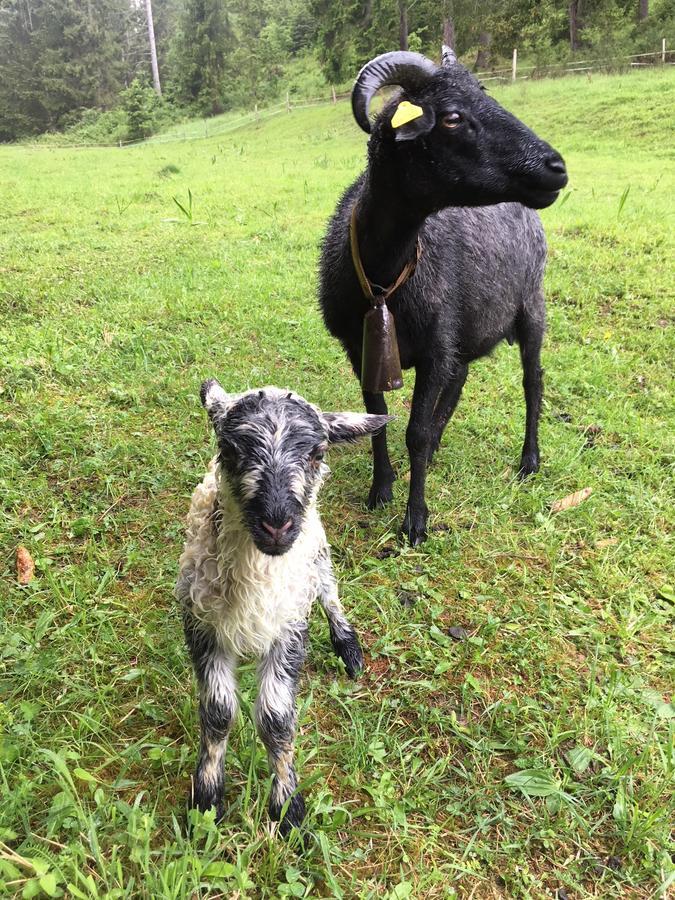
[447,625,468,641]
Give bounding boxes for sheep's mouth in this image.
[256,542,293,556]
[516,170,568,209]
[517,184,564,210]
[251,531,298,556]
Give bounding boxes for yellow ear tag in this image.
[391,100,424,129]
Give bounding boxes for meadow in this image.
[1,68,673,899]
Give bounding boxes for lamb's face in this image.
[200,381,392,556]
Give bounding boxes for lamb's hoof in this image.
[272,792,306,839]
[367,481,394,509]
[518,452,540,479]
[330,626,364,678]
[186,793,225,828]
[401,506,428,546]
[342,637,364,679]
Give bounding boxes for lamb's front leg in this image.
[316,547,363,678]
[185,617,238,822]
[255,626,307,837]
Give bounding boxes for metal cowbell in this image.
[361,303,403,393]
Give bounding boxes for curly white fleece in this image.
[177,457,326,658]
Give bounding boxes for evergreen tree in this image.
[171,0,232,113]
[0,0,130,139]
[122,77,156,140]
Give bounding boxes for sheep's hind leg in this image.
[516,305,544,478]
[402,362,442,545]
[362,389,396,508]
[316,547,363,678]
[256,627,307,837]
[184,615,238,822]
[427,364,469,464]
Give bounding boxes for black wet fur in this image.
[319,50,567,544]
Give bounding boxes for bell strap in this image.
[349,204,420,306]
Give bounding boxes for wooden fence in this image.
[22,41,673,150]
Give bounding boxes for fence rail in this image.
[479,45,672,83]
[20,41,673,151]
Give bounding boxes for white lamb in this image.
[176,379,390,835]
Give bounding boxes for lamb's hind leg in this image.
[256,627,307,837]
[516,301,545,478]
[316,547,363,679]
[183,610,238,822]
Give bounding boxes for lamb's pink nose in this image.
[261,519,293,541]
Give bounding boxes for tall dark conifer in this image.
[0,0,129,139]
[172,0,232,113]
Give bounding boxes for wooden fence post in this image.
[286,91,291,113]
[331,85,337,104]
[255,103,259,123]
[662,38,666,63]
[512,47,517,82]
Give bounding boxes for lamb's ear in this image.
[322,412,394,445]
[200,379,239,430]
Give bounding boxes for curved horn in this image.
[441,44,457,67]
[351,51,438,134]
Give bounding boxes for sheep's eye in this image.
[442,112,462,129]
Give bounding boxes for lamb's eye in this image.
[442,112,462,128]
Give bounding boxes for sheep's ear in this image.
[322,412,394,445]
[200,379,239,430]
[392,103,435,142]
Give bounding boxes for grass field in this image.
[1,68,674,899]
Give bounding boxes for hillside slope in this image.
[0,68,673,899]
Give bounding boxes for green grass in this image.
[1,68,673,899]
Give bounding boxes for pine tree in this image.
[0,0,130,139]
[171,0,232,114]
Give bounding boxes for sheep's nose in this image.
[262,519,293,541]
[545,153,567,177]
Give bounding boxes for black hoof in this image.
[333,631,364,679]
[271,792,306,838]
[401,507,428,546]
[367,481,394,509]
[518,452,540,479]
[187,790,224,827]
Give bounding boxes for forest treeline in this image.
[0,0,672,142]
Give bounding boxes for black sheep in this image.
[319,48,568,544]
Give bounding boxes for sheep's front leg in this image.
[363,389,396,508]
[402,363,442,545]
[316,547,363,678]
[256,627,307,836]
[185,616,238,821]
